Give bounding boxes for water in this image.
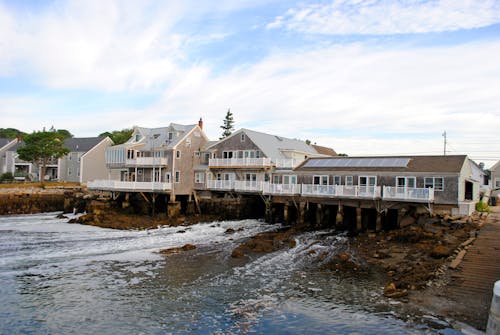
[0,213,463,334]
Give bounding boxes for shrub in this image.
[475,201,490,213]
[0,172,14,183]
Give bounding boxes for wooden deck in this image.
[446,206,500,329]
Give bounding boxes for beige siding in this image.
[171,127,208,196]
[80,138,113,184]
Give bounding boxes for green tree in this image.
[220,109,235,139]
[99,129,133,145]
[17,131,70,185]
[0,128,24,139]
[337,153,348,156]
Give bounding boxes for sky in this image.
[1,0,499,167]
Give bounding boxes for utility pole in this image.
[442,131,447,156]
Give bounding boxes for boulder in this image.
[159,244,196,255]
[430,245,451,258]
[399,216,416,228]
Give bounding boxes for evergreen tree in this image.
[220,109,235,139]
[17,131,70,185]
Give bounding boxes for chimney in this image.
[198,118,203,129]
[16,132,22,143]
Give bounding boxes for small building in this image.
[491,160,500,190]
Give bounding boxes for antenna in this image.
[442,131,447,156]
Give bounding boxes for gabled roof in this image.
[295,155,468,173]
[312,144,337,156]
[64,137,108,152]
[210,128,333,159]
[0,138,18,152]
[491,160,500,173]
[112,123,205,151]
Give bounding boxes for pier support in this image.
[298,202,306,226]
[167,202,181,218]
[284,204,289,224]
[336,205,343,227]
[356,207,362,232]
[376,211,382,232]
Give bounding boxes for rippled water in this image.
[0,213,464,334]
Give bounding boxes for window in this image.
[68,168,72,176]
[496,180,500,188]
[359,176,377,186]
[186,137,191,147]
[195,172,205,184]
[273,175,280,184]
[77,168,80,177]
[223,151,233,159]
[396,176,416,188]
[194,152,200,158]
[127,150,135,159]
[283,175,297,184]
[241,133,246,142]
[333,176,341,185]
[245,173,257,181]
[135,134,141,142]
[176,150,181,159]
[168,132,173,141]
[313,175,328,185]
[346,176,353,186]
[424,177,444,191]
[175,171,180,183]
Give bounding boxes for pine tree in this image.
[220,109,235,139]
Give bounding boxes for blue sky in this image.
[1,0,499,167]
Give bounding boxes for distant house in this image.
[491,160,500,189]
[88,120,209,202]
[3,136,113,183]
[59,137,114,184]
[200,128,335,193]
[0,138,19,175]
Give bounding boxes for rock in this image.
[176,230,186,233]
[430,245,451,258]
[400,216,416,228]
[384,289,409,298]
[225,228,236,234]
[159,244,196,255]
[56,213,68,219]
[339,252,350,262]
[231,248,245,258]
[384,282,397,294]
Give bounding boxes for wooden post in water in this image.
[283,204,289,224]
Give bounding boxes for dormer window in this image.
[135,134,141,142]
[168,132,173,141]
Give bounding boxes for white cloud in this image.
[267,0,500,34]
[146,40,500,164]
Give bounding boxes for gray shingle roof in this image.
[64,137,107,152]
[0,138,14,148]
[239,128,321,159]
[295,155,468,173]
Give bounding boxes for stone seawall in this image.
[0,188,83,215]
[199,196,266,220]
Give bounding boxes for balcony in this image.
[382,186,434,202]
[263,182,301,195]
[273,159,298,169]
[301,185,381,199]
[206,179,234,191]
[234,180,264,192]
[125,157,168,167]
[87,180,172,193]
[209,158,272,168]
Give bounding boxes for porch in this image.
[382,186,434,202]
[87,180,172,193]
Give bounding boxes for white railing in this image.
[383,186,434,202]
[87,180,172,192]
[301,185,381,199]
[126,157,168,166]
[206,179,234,190]
[209,158,272,167]
[273,159,298,169]
[234,180,264,192]
[263,182,301,195]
